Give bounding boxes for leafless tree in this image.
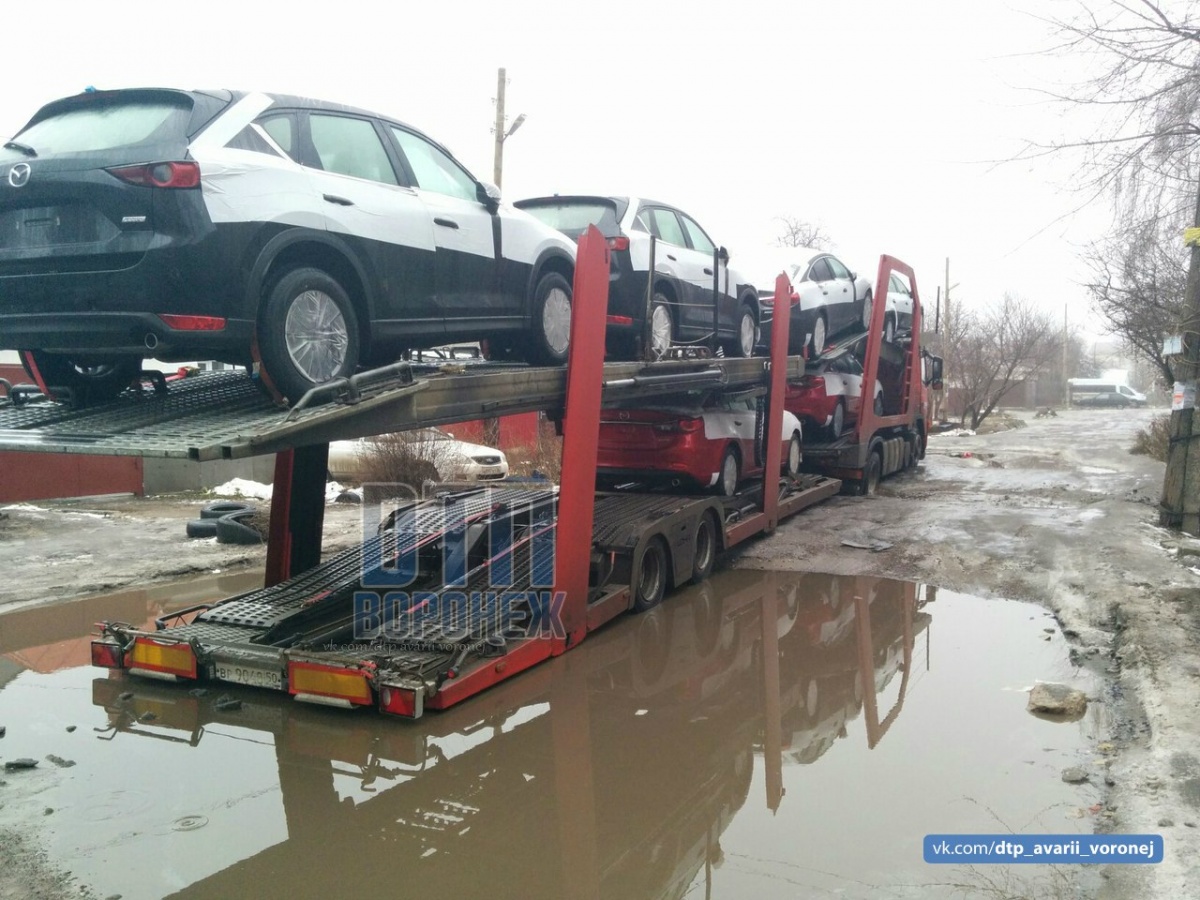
[774,216,832,250]
[948,295,1061,429]
[1031,1,1200,226]
[1034,1,1200,529]
[1085,217,1187,386]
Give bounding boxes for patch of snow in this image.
[1,503,47,512]
[1080,466,1117,475]
[209,479,273,501]
[935,428,976,438]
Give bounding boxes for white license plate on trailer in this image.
[214,662,281,690]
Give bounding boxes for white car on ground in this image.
[328,428,508,483]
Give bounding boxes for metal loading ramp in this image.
[0,354,806,460]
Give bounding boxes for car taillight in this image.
[107,161,201,188]
[760,292,775,307]
[158,314,227,331]
[606,236,630,251]
[789,290,801,307]
[655,418,703,433]
[801,375,825,390]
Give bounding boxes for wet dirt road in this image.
[1,569,1102,900]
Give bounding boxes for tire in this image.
[632,536,669,612]
[200,500,256,520]
[785,431,802,477]
[732,302,757,358]
[690,511,718,583]
[860,450,882,497]
[215,509,265,545]
[861,289,874,331]
[27,351,140,406]
[884,314,896,344]
[649,297,673,360]
[185,518,218,539]
[258,267,360,405]
[524,271,573,366]
[810,313,827,357]
[715,446,740,498]
[827,400,845,441]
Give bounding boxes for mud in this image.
[0,407,1197,898]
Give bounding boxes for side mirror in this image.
[477,181,502,209]
[718,246,730,263]
[930,356,944,391]
[848,271,857,281]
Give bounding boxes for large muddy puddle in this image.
[0,570,1103,899]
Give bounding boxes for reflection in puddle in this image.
[0,571,1099,900]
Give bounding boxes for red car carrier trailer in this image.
[0,227,938,718]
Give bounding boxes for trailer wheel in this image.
[785,432,802,477]
[633,536,669,612]
[861,289,874,331]
[690,512,718,583]
[859,450,882,497]
[716,446,740,498]
[809,313,827,357]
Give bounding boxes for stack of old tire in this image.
[185,501,266,545]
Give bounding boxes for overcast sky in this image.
[2,0,1117,334]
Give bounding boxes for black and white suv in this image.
[515,195,760,359]
[0,88,576,404]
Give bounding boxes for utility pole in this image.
[1062,304,1069,407]
[1160,182,1200,533]
[943,258,951,344]
[492,68,506,188]
[491,68,526,191]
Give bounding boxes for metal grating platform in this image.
[0,356,801,460]
[200,488,556,630]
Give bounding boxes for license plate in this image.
[214,661,281,690]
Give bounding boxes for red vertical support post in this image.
[554,225,611,650]
[760,272,791,530]
[758,571,784,812]
[265,450,295,587]
[858,256,893,436]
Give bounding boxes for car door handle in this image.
[704,267,714,275]
[733,420,743,426]
[434,218,460,229]
[666,254,677,261]
[322,194,354,206]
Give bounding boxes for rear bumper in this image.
[0,312,254,361]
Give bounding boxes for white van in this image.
[1068,379,1147,408]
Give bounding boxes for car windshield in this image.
[516,198,626,239]
[5,97,192,159]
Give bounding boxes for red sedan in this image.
[786,352,883,441]
[597,393,804,496]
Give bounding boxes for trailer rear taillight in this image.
[379,684,426,719]
[91,639,123,669]
[158,315,227,331]
[127,637,197,681]
[288,661,373,708]
[107,161,201,188]
[606,236,630,251]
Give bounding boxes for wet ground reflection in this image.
[0,570,1100,900]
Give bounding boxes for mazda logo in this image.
[8,163,30,188]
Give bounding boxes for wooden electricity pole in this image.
[1160,183,1200,533]
[493,67,506,189]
